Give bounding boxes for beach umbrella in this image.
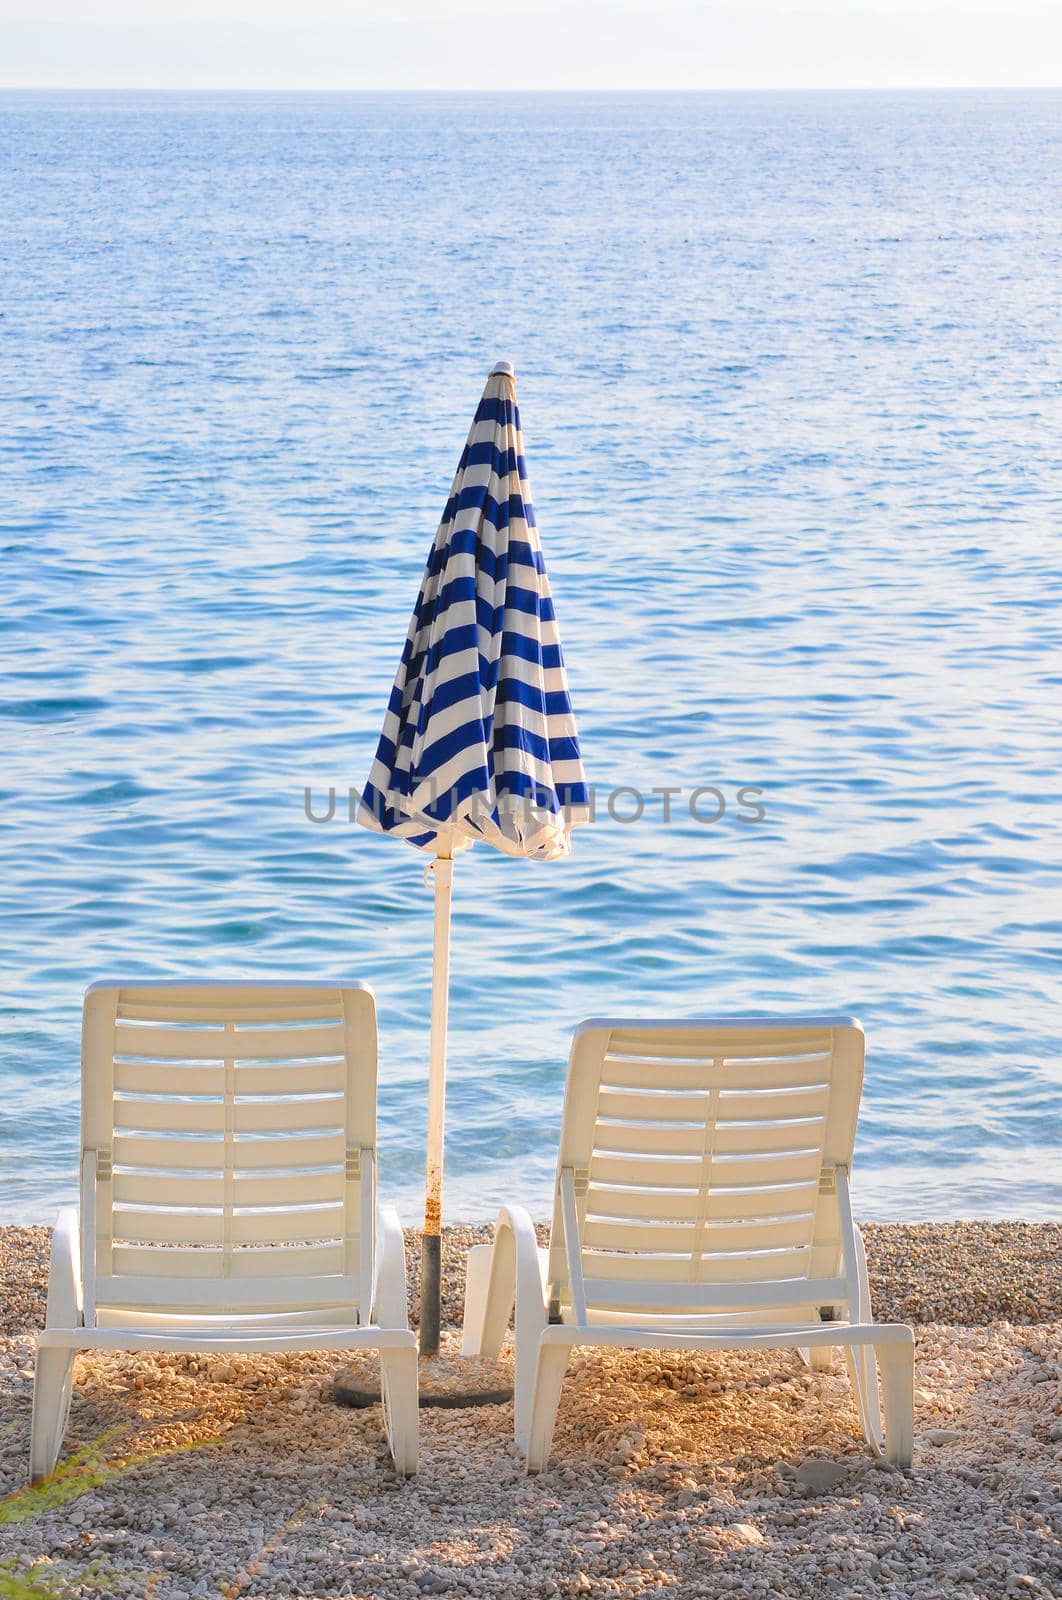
[358,361,589,1356]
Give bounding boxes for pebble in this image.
[794,1458,851,1493]
[731,1523,766,1544]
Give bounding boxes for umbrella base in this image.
[332,1349,513,1410]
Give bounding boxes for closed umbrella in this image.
[359,361,589,1355]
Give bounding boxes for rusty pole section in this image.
[420,851,453,1356]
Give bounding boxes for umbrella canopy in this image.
[360,361,589,859]
[358,361,589,1354]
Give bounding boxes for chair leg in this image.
[876,1339,914,1469]
[844,1342,884,1457]
[379,1345,419,1476]
[29,1346,75,1484]
[513,1314,539,1456]
[525,1342,569,1474]
[807,1344,833,1372]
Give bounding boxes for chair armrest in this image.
[372,1204,410,1332]
[45,1208,83,1331]
[851,1222,874,1323]
[472,1203,547,1360]
[461,1243,495,1356]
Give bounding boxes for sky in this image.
[0,0,1060,91]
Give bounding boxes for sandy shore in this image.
[1,1222,1059,1599]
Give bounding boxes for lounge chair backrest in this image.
[547,1016,865,1323]
[80,982,377,1325]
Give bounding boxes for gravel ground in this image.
[1,1223,1059,1599]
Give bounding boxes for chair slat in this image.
[108,1242,348,1280]
[229,1205,346,1244]
[113,1167,347,1208]
[715,1086,831,1122]
[114,1099,226,1133]
[701,1215,817,1250]
[96,1267,356,1305]
[601,1055,831,1090]
[233,1097,345,1133]
[583,1214,815,1254]
[113,1134,227,1170]
[113,1208,226,1245]
[596,1090,711,1124]
[585,1177,820,1224]
[582,1218,699,1252]
[232,1170,344,1208]
[586,1184,702,1220]
[113,1060,347,1096]
[114,1062,226,1095]
[112,1204,348,1246]
[716,1058,834,1090]
[230,1133,347,1170]
[601,1057,717,1090]
[583,1246,813,1284]
[114,1023,346,1061]
[706,1179,820,1220]
[589,1153,702,1188]
[228,1242,350,1277]
[114,982,343,1005]
[712,1117,826,1154]
[707,1149,823,1186]
[606,1029,832,1059]
[92,1306,359,1331]
[579,1275,847,1311]
[742,1250,815,1282]
[234,1060,346,1096]
[113,1171,226,1206]
[592,1120,705,1156]
[113,1095,353,1136]
[117,1001,343,1025]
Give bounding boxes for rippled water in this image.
[1,90,1060,1224]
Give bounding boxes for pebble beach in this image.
[1,1221,1059,1600]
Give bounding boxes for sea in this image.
[1,89,1060,1225]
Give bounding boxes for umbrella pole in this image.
[421,849,453,1357]
[334,843,512,1409]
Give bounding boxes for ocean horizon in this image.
[1,87,1060,1225]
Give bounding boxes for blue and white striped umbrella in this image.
[359,361,590,861]
[357,362,589,1352]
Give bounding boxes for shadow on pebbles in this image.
[0,1224,1059,1599]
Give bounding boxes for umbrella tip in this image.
[490,360,515,379]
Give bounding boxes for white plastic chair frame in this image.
[463,1016,914,1472]
[31,981,418,1481]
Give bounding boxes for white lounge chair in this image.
[31,981,418,1482]
[463,1015,914,1472]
